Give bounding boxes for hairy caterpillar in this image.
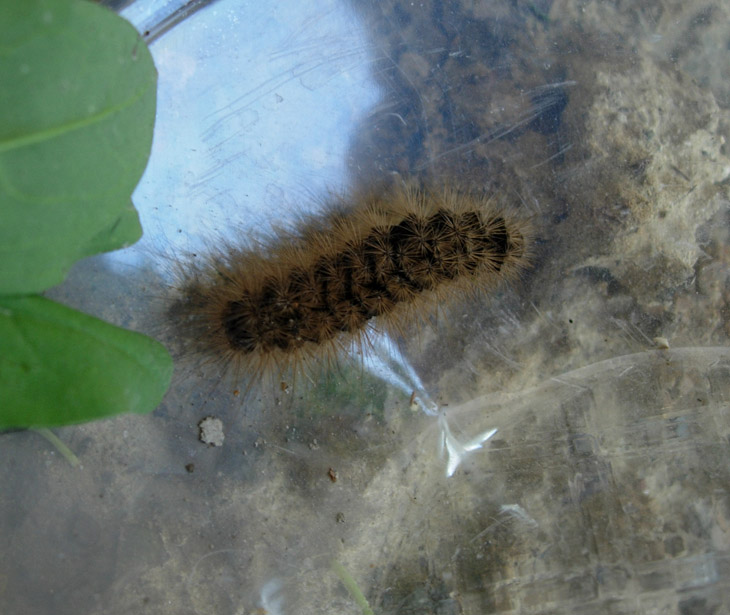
[168,183,531,391]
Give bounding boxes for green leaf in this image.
[0,0,157,294]
[0,295,173,428]
[84,199,142,256]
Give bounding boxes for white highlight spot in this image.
[438,413,497,477]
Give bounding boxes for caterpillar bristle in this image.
[168,183,531,396]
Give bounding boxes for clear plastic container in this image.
[3,1,730,613]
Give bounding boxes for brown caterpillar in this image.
[169,183,530,390]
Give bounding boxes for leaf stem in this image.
[33,428,80,467]
[331,560,375,615]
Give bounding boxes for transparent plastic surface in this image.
[3,1,730,613]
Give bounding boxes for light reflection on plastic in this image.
[362,332,498,478]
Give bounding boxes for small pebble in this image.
[198,416,225,447]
